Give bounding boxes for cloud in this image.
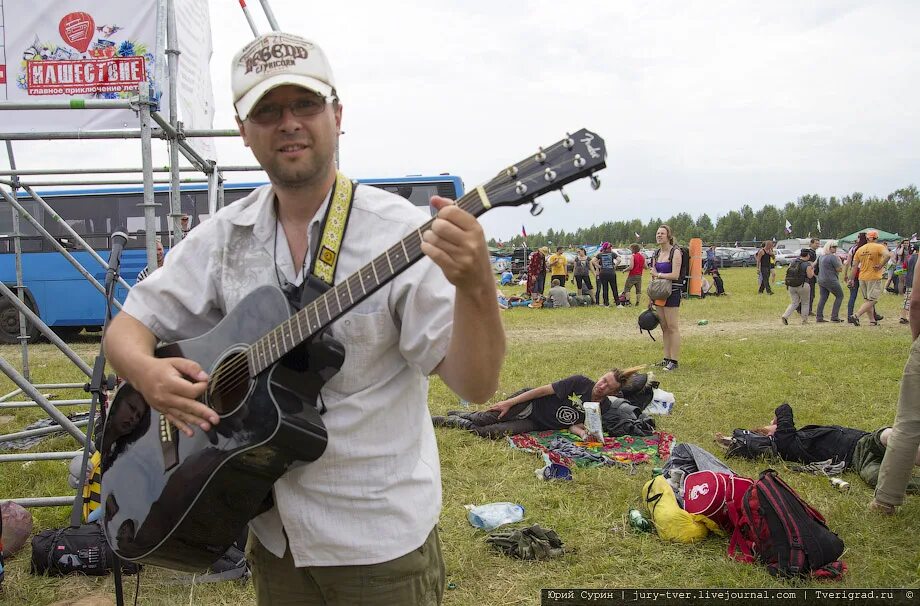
[2,0,918,242]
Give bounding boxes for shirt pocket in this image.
[326,309,399,394]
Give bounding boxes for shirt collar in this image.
[230,183,334,246]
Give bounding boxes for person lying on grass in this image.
[715,402,920,493]
[432,366,643,439]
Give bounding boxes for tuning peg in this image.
[515,181,528,196]
[563,134,574,149]
[573,154,586,169]
[506,165,519,178]
[560,188,570,203]
[543,168,557,181]
[590,174,601,190]
[535,147,547,163]
[529,201,544,216]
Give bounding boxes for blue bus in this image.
[0,174,464,343]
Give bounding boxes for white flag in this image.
[784,220,792,234]
[634,232,641,240]
[817,219,822,233]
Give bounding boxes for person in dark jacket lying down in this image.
[721,402,920,492]
[432,367,646,439]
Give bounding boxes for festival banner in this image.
[174,0,216,159]
[0,0,162,132]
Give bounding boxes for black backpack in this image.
[726,429,777,460]
[727,470,846,579]
[785,260,806,287]
[662,245,691,289]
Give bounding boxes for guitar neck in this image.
[245,127,608,374]
[247,190,489,374]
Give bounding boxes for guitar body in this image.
[101,284,341,572]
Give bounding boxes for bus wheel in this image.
[0,295,40,344]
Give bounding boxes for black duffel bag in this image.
[30,521,139,576]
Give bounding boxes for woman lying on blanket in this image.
[432,367,644,439]
[715,402,920,492]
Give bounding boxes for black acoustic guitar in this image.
[100,129,607,572]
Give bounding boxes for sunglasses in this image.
[248,95,336,125]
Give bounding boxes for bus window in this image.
[0,199,43,237]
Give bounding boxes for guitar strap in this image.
[309,171,356,286]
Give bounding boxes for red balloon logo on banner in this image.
[59,12,96,53]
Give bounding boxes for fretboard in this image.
[247,190,488,374]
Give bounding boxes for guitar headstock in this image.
[470,128,606,216]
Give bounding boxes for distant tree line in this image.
[489,185,919,249]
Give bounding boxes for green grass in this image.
[1,268,918,604]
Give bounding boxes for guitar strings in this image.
[206,142,595,398]
[206,144,589,398]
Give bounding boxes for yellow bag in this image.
[642,475,723,543]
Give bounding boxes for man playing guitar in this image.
[103,31,505,605]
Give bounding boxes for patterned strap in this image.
[310,171,355,286]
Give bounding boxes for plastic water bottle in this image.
[697,319,708,326]
[465,502,525,530]
[628,509,653,532]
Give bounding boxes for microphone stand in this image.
[73,233,128,606]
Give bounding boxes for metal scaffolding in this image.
[0,0,271,509]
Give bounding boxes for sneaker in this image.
[432,415,474,430]
[900,318,910,325]
[868,499,896,515]
[781,317,788,325]
[816,318,827,323]
[875,313,884,322]
[663,360,679,371]
[652,358,669,367]
[831,318,843,323]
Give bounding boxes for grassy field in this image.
[1,267,918,605]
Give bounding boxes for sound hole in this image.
[207,351,252,415]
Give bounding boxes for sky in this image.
[4,1,919,241]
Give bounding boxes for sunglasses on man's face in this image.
[248,95,335,125]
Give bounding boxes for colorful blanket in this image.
[508,430,674,469]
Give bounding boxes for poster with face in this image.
[0,1,162,131]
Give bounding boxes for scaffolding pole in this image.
[0,356,87,445]
[0,418,89,443]
[0,128,240,140]
[0,400,91,410]
[4,141,30,379]
[0,384,85,403]
[166,0,184,247]
[0,497,75,508]
[139,88,160,271]
[258,0,281,30]
[0,166,239,176]
[0,451,81,462]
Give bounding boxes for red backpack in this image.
[726,470,846,579]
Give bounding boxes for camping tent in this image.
[838,228,902,246]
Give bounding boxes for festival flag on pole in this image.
[634,231,641,240]
[521,225,527,238]
[817,219,822,233]
[497,239,504,247]
[785,219,792,234]
[735,241,739,247]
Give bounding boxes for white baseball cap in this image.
[232,32,336,121]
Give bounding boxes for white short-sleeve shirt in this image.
[122,183,455,566]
